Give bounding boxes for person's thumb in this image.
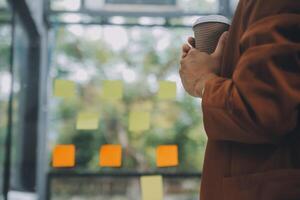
[212,31,229,58]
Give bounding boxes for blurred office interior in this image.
[0,0,238,199]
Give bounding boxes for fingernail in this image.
[187,42,193,48]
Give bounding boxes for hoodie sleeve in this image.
[202,13,300,144]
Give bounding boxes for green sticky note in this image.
[141,176,163,200]
[158,81,176,100]
[54,79,76,99]
[76,112,99,130]
[103,80,123,100]
[129,111,150,132]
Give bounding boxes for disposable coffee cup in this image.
[192,15,231,54]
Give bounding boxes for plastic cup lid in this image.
[193,15,231,27]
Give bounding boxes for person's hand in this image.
[180,31,229,97]
[181,37,196,58]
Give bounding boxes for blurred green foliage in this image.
[50,25,207,173]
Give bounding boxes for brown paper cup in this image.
[193,15,231,54]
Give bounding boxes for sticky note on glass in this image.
[141,176,163,200]
[129,111,150,132]
[158,81,176,100]
[103,80,123,100]
[52,145,75,168]
[99,144,122,167]
[156,145,178,167]
[54,79,76,99]
[76,112,99,130]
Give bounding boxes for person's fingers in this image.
[182,37,196,58]
[212,31,229,58]
[182,43,191,54]
[188,37,196,48]
[182,44,191,52]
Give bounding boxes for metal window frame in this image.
[3,0,41,199]
[105,0,176,5]
[46,172,202,200]
[0,6,13,200]
[45,0,234,27]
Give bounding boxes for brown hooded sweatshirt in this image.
[201,0,300,199]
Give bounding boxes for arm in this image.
[203,14,300,144]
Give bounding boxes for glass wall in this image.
[45,0,241,199]
[47,24,206,199]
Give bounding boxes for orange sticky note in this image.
[52,145,75,168]
[99,144,122,167]
[156,145,178,167]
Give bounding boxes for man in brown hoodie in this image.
[180,0,300,199]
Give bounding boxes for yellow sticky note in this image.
[156,145,178,167]
[76,112,99,130]
[99,144,122,167]
[129,111,150,132]
[141,176,163,200]
[52,144,75,168]
[103,80,123,100]
[54,79,76,99]
[158,81,176,100]
[131,101,153,112]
